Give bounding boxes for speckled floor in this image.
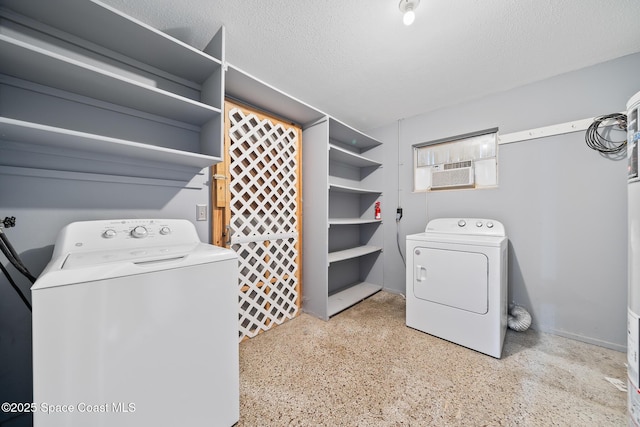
[238,291,627,426]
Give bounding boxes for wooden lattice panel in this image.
[227,104,302,339]
[234,239,299,337]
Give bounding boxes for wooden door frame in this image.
[212,99,303,336]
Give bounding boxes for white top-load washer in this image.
[406,218,508,358]
[31,219,239,427]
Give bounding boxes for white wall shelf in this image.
[328,245,382,264]
[329,119,382,152]
[0,35,219,126]
[0,165,204,189]
[329,144,381,168]
[329,218,382,225]
[328,282,383,317]
[225,64,323,127]
[329,183,382,195]
[0,117,219,169]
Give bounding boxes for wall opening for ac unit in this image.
[413,128,498,192]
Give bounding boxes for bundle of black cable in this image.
[585,112,627,155]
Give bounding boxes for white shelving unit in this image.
[0,0,225,181]
[225,64,385,320]
[303,117,384,319]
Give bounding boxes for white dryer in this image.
[406,218,508,358]
[32,219,239,426]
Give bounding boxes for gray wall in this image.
[0,171,210,427]
[369,52,640,351]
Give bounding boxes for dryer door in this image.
[413,247,488,314]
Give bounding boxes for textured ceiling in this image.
[102,0,640,131]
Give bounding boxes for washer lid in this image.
[61,243,202,269]
[32,243,237,290]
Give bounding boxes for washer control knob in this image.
[457,220,466,227]
[476,221,483,227]
[131,226,148,238]
[102,229,117,239]
[159,226,171,235]
[487,222,494,228]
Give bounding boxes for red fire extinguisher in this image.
[375,201,381,220]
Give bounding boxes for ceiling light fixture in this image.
[399,0,420,26]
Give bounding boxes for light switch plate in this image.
[196,204,207,221]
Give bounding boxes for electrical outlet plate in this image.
[196,204,207,221]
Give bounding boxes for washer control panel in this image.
[98,220,175,241]
[426,218,505,237]
[53,219,201,256]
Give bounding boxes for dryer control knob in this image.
[159,226,171,235]
[476,221,483,227]
[102,229,117,239]
[458,220,466,227]
[131,226,148,238]
[487,222,494,228]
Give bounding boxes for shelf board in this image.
[328,282,382,317]
[329,218,382,226]
[225,64,324,127]
[328,245,382,264]
[329,183,382,195]
[329,144,381,168]
[329,144,382,168]
[0,117,220,169]
[0,35,220,125]
[329,117,382,151]
[1,0,221,84]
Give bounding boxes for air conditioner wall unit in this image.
[430,161,475,190]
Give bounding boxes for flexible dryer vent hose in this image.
[508,304,532,332]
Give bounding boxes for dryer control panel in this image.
[425,218,505,237]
